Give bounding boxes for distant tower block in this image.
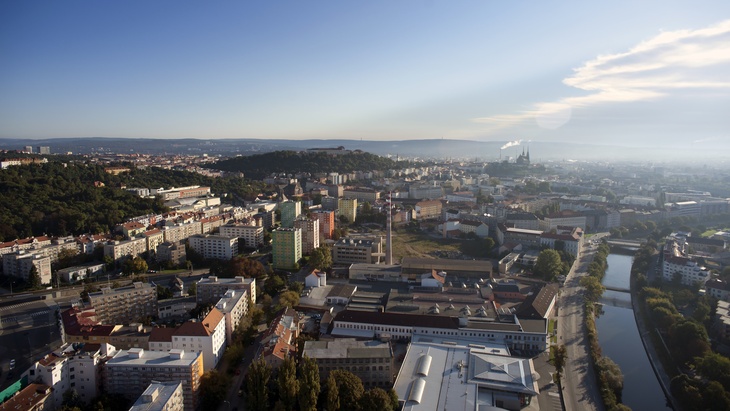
[386,192,393,265]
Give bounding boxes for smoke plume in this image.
[500,140,522,150]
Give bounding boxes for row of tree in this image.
[244,357,399,411]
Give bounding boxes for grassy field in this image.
[390,230,463,262]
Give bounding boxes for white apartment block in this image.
[219,223,264,248]
[105,348,203,411]
[153,186,211,201]
[57,262,104,283]
[143,229,165,255]
[162,222,202,244]
[104,237,147,263]
[88,282,158,325]
[662,240,711,286]
[130,381,184,411]
[294,218,320,254]
[188,234,238,260]
[196,276,257,305]
[215,289,249,344]
[2,251,52,284]
[172,308,226,371]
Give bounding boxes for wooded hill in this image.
[207,150,401,180]
[0,162,267,241]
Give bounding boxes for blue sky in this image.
[1,1,729,148]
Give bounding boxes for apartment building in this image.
[129,381,184,411]
[538,210,587,231]
[200,215,225,234]
[196,276,257,305]
[88,282,157,325]
[118,221,147,239]
[188,234,238,260]
[261,308,299,368]
[415,200,442,220]
[294,218,320,254]
[332,237,384,265]
[156,241,187,266]
[662,240,711,286]
[104,348,203,411]
[279,200,302,228]
[172,308,226,371]
[219,222,264,248]
[338,198,358,223]
[153,186,211,201]
[342,188,380,204]
[272,227,302,270]
[303,339,394,388]
[311,210,336,240]
[409,185,444,200]
[162,222,202,244]
[2,251,52,284]
[104,237,147,264]
[142,229,165,255]
[215,289,249,343]
[539,226,584,257]
[0,384,52,411]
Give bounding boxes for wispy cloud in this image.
[473,19,730,130]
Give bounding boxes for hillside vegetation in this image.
[0,162,267,240]
[207,150,400,180]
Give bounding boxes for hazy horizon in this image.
[1,1,729,150]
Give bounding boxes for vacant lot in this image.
[390,230,462,262]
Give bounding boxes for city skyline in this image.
[1,1,729,149]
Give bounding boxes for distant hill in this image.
[0,136,720,162]
[208,150,400,180]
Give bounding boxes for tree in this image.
[326,373,339,411]
[199,370,230,410]
[359,388,393,411]
[187,282,197,296]
[132,256,148,274]
[597,356,624,403]
[298,355,320,411]
[265,275,286,296]
[279,290,300,309]
[276,356,299,410]
[696,352,730,390]
[28,264,43,289]
[387,389,399,411]
[580,276,605,303]
[229,256,266,279]
[309,245,333,270]
[534,249,563,281]
[245,358,271,411]
[330,369,364,410]
[551,344,567,381]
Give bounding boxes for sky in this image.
[1,1,729,149]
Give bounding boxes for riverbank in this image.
[629,259,682,411]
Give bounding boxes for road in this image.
[557,240,604,411]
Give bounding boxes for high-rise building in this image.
[24,145,33,153]
[272,227,302,270]
[294,218,320,254]
[219,222,264,248]
[187,234,238,260]
[311,210,336,240]
[279,201,302,228]
[338,198,357,224]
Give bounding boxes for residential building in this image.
[57,262,104,283]
[338,198,358,223]
[714,301,730,344]
[88,282,157,325]
[118,221,147,239]
[415,200,442,220]
[188,234,238,260]
[498,225,543,248]
[705,279,730,301]
[409,185,444,200]
[279,200,302,228]
[303,339,394,387]
[260,308,299,368]
[109,323,152,350]
[162,222,203,244]
[272,227,302,270]
[2,251,52,284]
[342,188,380,204]
[104,348,203,411]
[143,229,165,256]
[156,241,187,266]
[539,226,584,257]
[0,384,52,411]
[196,276,257,305]
[104,238,147,264]
[332,237,384,265]
[458,220,489,238]
[219,222,264,248]
[129,381,184,411]
[157,297,197,320]
[311,210,336,240]
[200,215,225,234]
[662,240,712,286]
[538,210,587,231]
[504,213,540,230]
[393,339,538,411]
[172,308,226,371]
[37,146,51,155]
[321,196,339,211]
[215,289,249,343]
[294,218,320,254]
[305,270,327,288]
[153,186,211,201]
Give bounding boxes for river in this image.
[595,253,671,411]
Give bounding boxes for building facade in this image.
[188,234,238,260]
[88,282,158,325]
[272,227,302,270]
[294,218,320,254]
